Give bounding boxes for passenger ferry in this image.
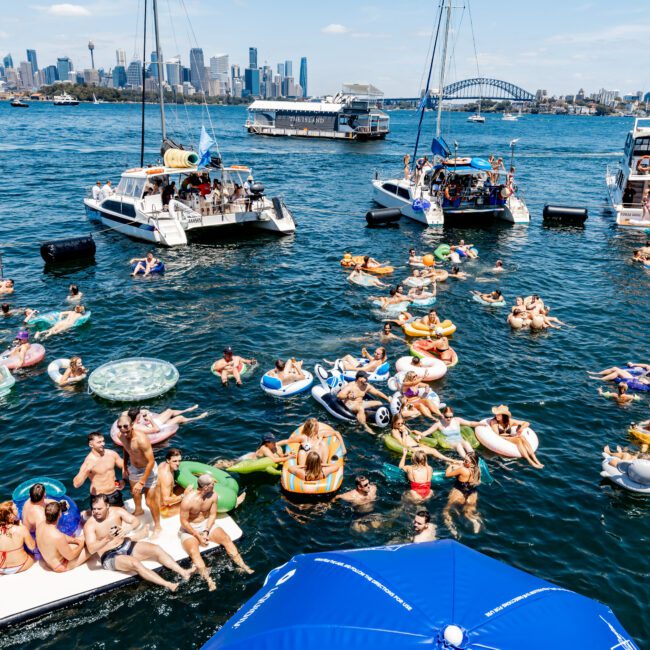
[52,92,79,106]
[606,117,650,228]
[246,84,389,141]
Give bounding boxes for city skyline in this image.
[0,0,647,98]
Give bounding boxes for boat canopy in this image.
[248,100,343,114]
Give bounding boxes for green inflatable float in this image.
[175,461,240,513]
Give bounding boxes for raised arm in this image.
[73,458,91,489]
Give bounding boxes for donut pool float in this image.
[0,343,46,370]
[110,414,179,446]
[89,357,179,401]
[395,356,447,381]
[475,421,539,458]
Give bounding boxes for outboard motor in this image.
[249,182,265,199]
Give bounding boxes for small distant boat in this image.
[53,92,79,106]
[467,113,485,123]
[501,112,518,121]
[10,98,29,108]
[92,93,104,105]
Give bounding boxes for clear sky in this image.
[2,0,647,96]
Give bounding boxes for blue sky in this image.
[2,0,648,96]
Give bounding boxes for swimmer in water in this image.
[399,449,433,502]
[449,265,469,280]
[0,279,15,295]
[598,382,640,405]
[492,260,504,272]
[66,284,83,302]
[130,251,162,277]
[408,249,423,266]
[443,452,482,536]
[378,322,407,344]
[212,347,256,386]
[412,509,436,543]
[472,290,503,303]
[336,475,377,506]
[35,305,87,340]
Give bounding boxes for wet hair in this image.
[166,448,182,461]
[1,303,9,314]
[412,450,427,466]
[302,418,318,438]
[451,266,459,274]
[44,502,62,523]
[29,483,46,503]
[304,452,323,481]
[383,323,391,330]
[389,288,397,297]
[91,493,110,506]
[355,475,369,487]
[0,501,17,527]
[356,370,369,381]
[87,431,104,443]
[69,284,80,295]
[391,413,403,427]
[618,383,628,394]
[6,279,14,287]
[126,407,140,421]
[275,359,286,371]
[415,509,430,523]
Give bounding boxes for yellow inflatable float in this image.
[340,253,394,275]
[629,422,650,447]
[280,432,345,496]
[402,319,457,338]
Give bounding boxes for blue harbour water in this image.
[0,103,648,648]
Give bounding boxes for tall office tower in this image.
[299,57,307,97]
[26,49,38,73]
[189,48,206,91]
[165,57,181,87]
[88,41,95,69]
[249,47,258,69]
[56,56,72,82]
[116,48,127,67]
[284,60,292,78]
[244,67,260,96]
[276,62,284,78]
[18,61,35,89]
[42,65,58,84]
[150,50,161,80]
[3,53,14,69]
[231,63,240,80]
[113,65,127,88]
[210,54,229,78]
[126,60,143,87]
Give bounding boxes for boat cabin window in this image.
[103,200,136,218]
[623,181,646,206]
[397,187,411,200]
[632,137,650,155]
[382,183,398,194]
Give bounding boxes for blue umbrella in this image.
[203,540,637,650]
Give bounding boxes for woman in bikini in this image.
[0,501,36,575]
[400,371,442,419]
[443,452,482,536]
[399,449,433,501]
[287,451,339,482]
[391,414,453,461]
[489,405,543,469]
[58,356,88,386]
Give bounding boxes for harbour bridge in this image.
[384,77,535,107]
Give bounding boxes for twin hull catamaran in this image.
[83,0,295,245]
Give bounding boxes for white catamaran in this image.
[371,0,529,227]
[606,117,650,228]
[83,0,295,245]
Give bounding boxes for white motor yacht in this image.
[606,117,650,228]
[467,113,485,123]
[53,92,79,106]
[501,112,518,121]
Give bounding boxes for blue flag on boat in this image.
[198,125,215,167]
[431,135,450,158]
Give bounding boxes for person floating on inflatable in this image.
[212,347,256,386]
[130,251,164,277]
[35,306,87,341]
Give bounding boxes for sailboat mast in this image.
[152,0,167,141]
[435,0,452,138]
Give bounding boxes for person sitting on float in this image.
[130,251,161,277]
[332,346,387,374]
[268,358,307,386]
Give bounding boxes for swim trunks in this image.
[128,462,158,488]
[100,539,135,570]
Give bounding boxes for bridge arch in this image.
[442,77,535,102]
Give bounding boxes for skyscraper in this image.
[249,47,258,69]
[210,54,229,78]
[166,57,181,87]
[126,60,142,87]
[231,64,240,80]
[244,67,260,96]
[42,65,58,85]
[284,60,292,78]
[113,65,127,88]
[56,56,72,82]
[189,48,206,91]
[3,53,14,69]
[277,63,284,78]
[26,49,38,73]
[116,48,126,67]
[150,50,160,81]
[18,61,35,89]
[299,57,307,98]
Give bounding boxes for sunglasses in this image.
[359,482,370,488]
[118,424,130,430]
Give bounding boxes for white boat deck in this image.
[0,501,242,629]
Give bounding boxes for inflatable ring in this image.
[403,276,431,288]
[629,423,650,446]
[444,186,461,201]
[0,365,16,396]
[395,356,447,381]
[636,156,650,174]
[110,415,178,447]
[340,255,394,275]
[0,343,46,370]
[211,360,256,379]
[175,461,239,512]
[47,358,87,386]
[435,425,480,450]
[410,295,437,308]
[335,358,390,382]
[614,377,650,392]
[601,457,650,494]
[280,434,345,496]
[383,434,446,461]
[402,319,456,338]
[371,300,411,314]
[25,310,91,331]
[434,244,451,261]
[131,261,165,275]
[475,421,539,458]
[89,357,179,401]
[472,294,506,307]
[260,370,314,398]
[409,340,458,367]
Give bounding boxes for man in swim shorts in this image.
[36,502,90,572]
[84,494,194,590]
[158,448,185,517]
[412,510,436,543]
[337,371,390,434]
[336,475,377,506]
[212,346,256,386]
[179,474,253,591]
[74,432,125,509]
[117,414,162,537]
